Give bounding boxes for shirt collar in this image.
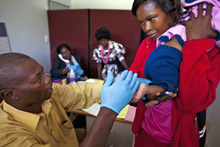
[2,99,52,132]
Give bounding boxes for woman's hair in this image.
[132,0,182,26]
[56,44,71,54]
[95,27,111,41]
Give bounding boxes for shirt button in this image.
[57,140,60,143]
[50,128,53,132]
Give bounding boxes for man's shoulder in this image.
[0,113,40,147]
[0,106,30,133]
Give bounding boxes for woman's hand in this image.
[62,67,69,75]
[182,3,217,40]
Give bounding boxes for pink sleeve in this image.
[213,9,220,47]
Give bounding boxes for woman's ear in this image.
[0,90,19,101]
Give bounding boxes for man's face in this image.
[13,59,53,107]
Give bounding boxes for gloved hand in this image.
[101,70,139,114]
[75,69,84,76]
[69,65,79,71]
[137,78,151,103]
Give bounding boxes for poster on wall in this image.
[0,23,11,54]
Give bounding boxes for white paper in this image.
[82,103,101,116]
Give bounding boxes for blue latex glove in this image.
[69,65,79,71]
[101,70,139,114]
[137,78,152,103]
[75,69,84,76]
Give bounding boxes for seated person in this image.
[50,44,87,130]
[50,43,86,81]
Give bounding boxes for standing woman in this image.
[129,0,220,146]
[93,27,128,80]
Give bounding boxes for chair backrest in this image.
[50,47,57,65]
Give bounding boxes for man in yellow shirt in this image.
[0,53,139,147]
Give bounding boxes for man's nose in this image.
[43,74,51,85]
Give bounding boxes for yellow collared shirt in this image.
[0,80,103,147]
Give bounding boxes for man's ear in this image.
[0,90,19,101]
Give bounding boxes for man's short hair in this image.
[0,52,31,90]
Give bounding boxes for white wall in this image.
[207,84,220,147]
[51,0,71,6]
[0,0,51,73]
[70,0,134,10]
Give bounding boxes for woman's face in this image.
[60,47,71,60]
[136,1,173,41]
[99,38,109,48]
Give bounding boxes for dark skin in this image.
[80,107,117,147]
[182,3,217,40]
[136,3,217,105]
